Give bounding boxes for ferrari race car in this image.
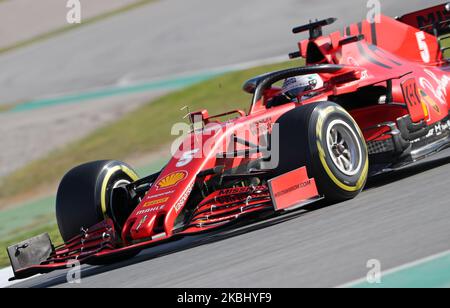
[8,3,450,280]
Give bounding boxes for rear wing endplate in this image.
[398,3,450,36]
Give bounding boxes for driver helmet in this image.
[281,74,324,101]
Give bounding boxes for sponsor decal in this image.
[274,180,312,198]
[415,9,450,34]
[250,117,273,135]
[143,197,169,208]
[426,120,450,138]
[146,190,175,200]
[347,57,360,67]
[419,69,449,105]
[136,205,165,216]
[346,57,370,80]
[402,78,422,108]
[216,186,267,204]
[420,89,441,115]
[174,183,194,213]
[135,215,148,231]
[402,78,426,122]
[155,171,188,190]
[218,187,252,196]
[268,167,319,210]
[360,70,369,80]
[411,119,450,143]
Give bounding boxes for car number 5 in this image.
[176,149,200,167]
[416,31,430,63]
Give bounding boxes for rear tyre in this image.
[56,160,139,242]
[275,102,368,201]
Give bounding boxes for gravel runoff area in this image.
[0,0,142,49]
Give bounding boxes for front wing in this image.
[7,167,320,280]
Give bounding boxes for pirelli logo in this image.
[143,197,169,207]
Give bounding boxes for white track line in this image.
[0,266,42,288]
[337,248,450,288]
[0,267,16,288]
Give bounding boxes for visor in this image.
[283,85,313,100]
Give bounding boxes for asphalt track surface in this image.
[0,0,443,104]
[6,0,450,287]
[11,151,450,288]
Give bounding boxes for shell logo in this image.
[155,171,188,190]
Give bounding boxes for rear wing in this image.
[398,3,450,36]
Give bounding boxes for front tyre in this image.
[276,102,368,201]
[56,160,139,242]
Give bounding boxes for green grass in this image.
[0,0,157,55]
[0,224,62,268]
[0,104,12,112]
[442,37,450,59]
[0,60,298,204]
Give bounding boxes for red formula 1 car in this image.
[8,3,450,279]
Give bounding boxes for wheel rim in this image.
[109,179,131,205]
[109,178,132,225]
[325,119,362,176]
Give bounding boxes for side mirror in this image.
[189,109,209,125]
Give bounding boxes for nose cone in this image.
[129,205,165,240]
[123,131,218,241]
